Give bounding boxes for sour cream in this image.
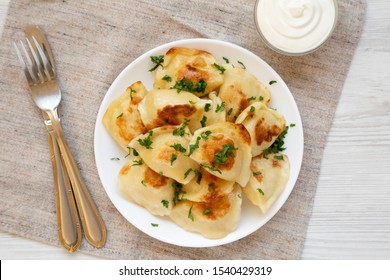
[255,0,338,55]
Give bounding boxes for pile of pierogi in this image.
[103,47,290,239]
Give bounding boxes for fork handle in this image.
[47,130,82,252]
[47,109,107,248]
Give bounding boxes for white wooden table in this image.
[1,0,389,259]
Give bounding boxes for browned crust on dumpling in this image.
[255,118,284,146]
[155,104,197,126]
[166,47,211,57]
[234,123,251,145]
[194,192,231,221]
[143,167,168,188]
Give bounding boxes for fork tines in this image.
[14,36,55,86]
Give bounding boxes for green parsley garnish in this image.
[141,180,146,187]
[200,164,222,174]
[184,168,194,179]
[204,103,211,112]
[215,102,225,113]
[213,63,226,74]
[203,208,211,215]
[227,108,233,115]
[137,130,153,149]
[200,115,207,127]
[200,130,212,140]
[257,188,265,196]
[208,182,215,191]
[290,123,296,127]
[247,96,256,101]
[125,147,138,158]
[262,126,289,158]
[170,143,187,153]
[151,223,159,227]
[131,159,143,166]
[170,154,178,165]
[110,157,120,161]
[188,206,194,221]
[214,144,237,165]
[223,57,230,63]
[259,96,264,101]
[189,100,196,104]
[172,181,183,189]
[129,88,136,100]
[274,155,284,161]
[253,171,262,176]
[250,106,255,112]
[116,113,123,119]
[188,136,201,156]
[173,120,190,137]
[269,80,277,85]
[237,61,246,69]
[195,169,202,184]
[159,171,164,176]
[172,78,207,94]
[149,55,164,71]
[162,75,172,82]
[161,200,169,208]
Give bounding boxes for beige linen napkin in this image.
[0,0,366,259]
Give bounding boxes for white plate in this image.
[94,39,304,247]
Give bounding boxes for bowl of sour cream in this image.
[254,0,338,56]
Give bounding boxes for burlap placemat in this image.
[0,0,366,259]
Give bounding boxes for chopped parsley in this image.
[170,154,178,165]
[162,75,172,82]
[195,169,202,184]
[188,136,201,156]
[137,130,153,149]
[269,80,277,85]
[237,60,246,69]
[257,188,265,196]
[151,223,159,227]
[200,130,212,140]
[172,181,183,189]
[173,120,190,137]
[200,164,222,174]
[188,205,194,221]
[189,100,196,104]
[159,171,164,176]
[172,187,186,206]
[214,144,237,165]
[149,55,164,71]
[223,57,229,63]
[259,96,264,101]
[290,123,296,127]
[110,157,120,161]
[227,108,233,115]
[208,182,215,191]
[203,208,211,215]
[204,103,211,112]
[253,171,262,176]
[200,115,207,127]
[184,168,194,179]
[215,102,225,113]
[172,78,207,94]
[247,96,256,102]
[129,88,136,100]
[161,200,169,208]
[262,126,289,158]
[141,180,146,187]
[274,155,284,161]
[170,143,187,153]
[116,113,123,119]
[213,63,226,74]
[125,147,139,158]
[250,106,255,112]
[131,159,143,166]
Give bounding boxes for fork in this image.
[14,36,107,248]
